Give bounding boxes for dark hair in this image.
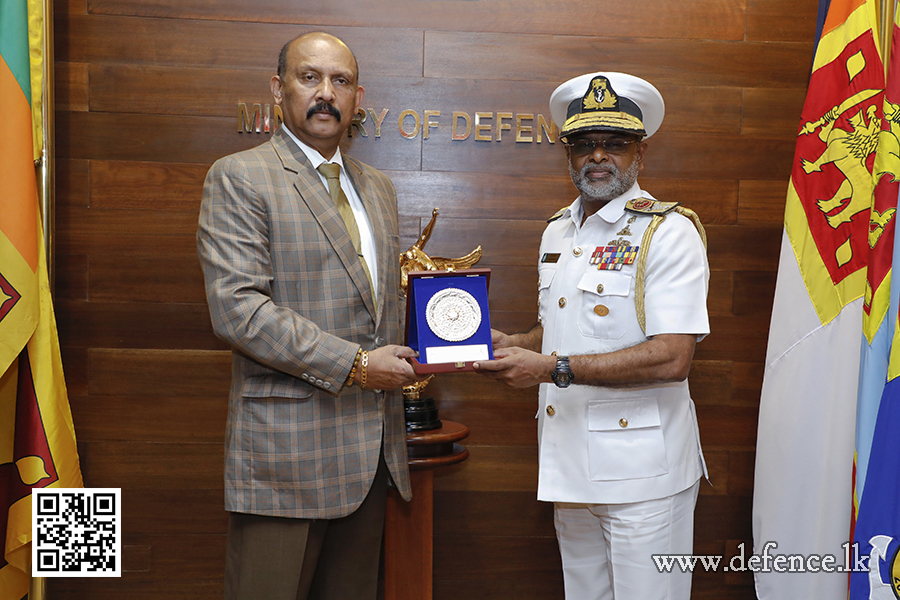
[277,38,292,79]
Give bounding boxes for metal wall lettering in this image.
[398,109,421,139]
[452,111,472,140]
[236,103,556,143]
[367,108,390,137]
[423,110,440,139]
[349,108,367,138]
[474,112,492,141]
[237,103,283,133]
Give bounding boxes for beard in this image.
[569,158,641,204]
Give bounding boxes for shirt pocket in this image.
[587,398,669,481]
[576,270,631,340]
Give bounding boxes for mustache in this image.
[306,102,341,120]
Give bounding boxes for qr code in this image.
[32,488,121,577]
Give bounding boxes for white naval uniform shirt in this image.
[537,182,710,505]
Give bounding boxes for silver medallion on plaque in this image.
[425,288,482,342]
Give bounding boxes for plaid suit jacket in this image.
[197,129,411,518]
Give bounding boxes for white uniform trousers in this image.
[554,479,700,600]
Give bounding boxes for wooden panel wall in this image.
[51,0,817,598]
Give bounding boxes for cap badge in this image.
[583,76,618,112]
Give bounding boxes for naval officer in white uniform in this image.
[475,72,710,600]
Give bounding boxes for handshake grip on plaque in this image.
[398,208,488,431]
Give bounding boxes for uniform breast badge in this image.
[590,246,639,271]
[541,253,561,263]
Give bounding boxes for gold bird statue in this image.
[399,208,482,403]
[399,208,483,294]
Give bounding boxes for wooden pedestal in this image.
[384,421,469,600]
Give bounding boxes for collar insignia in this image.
[547,206,568,223]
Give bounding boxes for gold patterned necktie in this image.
[317,163,376,310]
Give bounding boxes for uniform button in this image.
[596,284,604,294]
[594,304,609,316]
[547,405,556,416]
[375,336,384,346]
[301,373,309,380]
[573,247,583,257]
[323,382,331,389]
[619,418,628,428]
[558,297,567,308]
[374,389,383,394]
[316,379,324,386]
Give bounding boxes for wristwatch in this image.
[550,355,574,388]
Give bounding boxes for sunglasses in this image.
[564,138,638,157]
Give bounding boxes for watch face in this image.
[552,359,572,387]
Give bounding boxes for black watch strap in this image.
[551,355,573,388]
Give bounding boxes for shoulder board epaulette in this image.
[624,198,680,216]
[547,207,568,223]
[673,206,707,248]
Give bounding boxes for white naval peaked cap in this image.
[549,72,665,140]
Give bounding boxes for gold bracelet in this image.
[360,351,369,390]
[345,347,363,387]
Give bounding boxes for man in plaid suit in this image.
[197,32,421,600]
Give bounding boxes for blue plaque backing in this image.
[405,269,492,373]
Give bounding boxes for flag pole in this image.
[29,575,46,600]
[40,0,55,289]
[880,0,894,74]
[31,0,55,595]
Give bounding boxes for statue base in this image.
[404,396,442,431]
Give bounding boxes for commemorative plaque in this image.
[426,287,482,342]
[405,268,492,374]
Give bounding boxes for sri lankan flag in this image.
[753,0,884,599]
[1,0,84,597]
[850,3,900,596]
